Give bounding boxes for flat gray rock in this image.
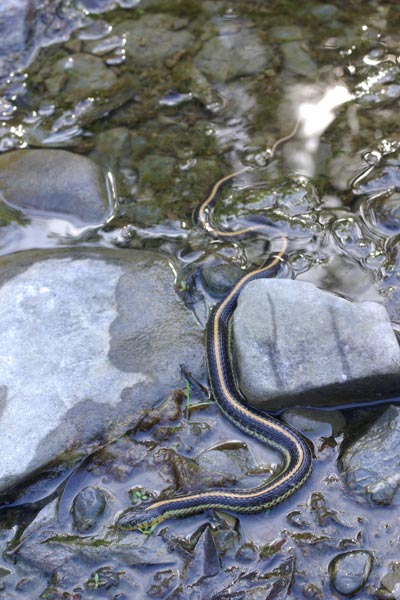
[329,550,373,596]
[0,249,204,495]
[340,405,400,505]
[0,0,30,56]
[114,14,194,68]
[195,24,272,82]
[0,149,111,224]
[46,53,118,100]
[233,279,400,410]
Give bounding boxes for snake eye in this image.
[116,510,159,535]
[116,509,140,530]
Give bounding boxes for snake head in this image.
[116,507,161,535]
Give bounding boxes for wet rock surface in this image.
[377,561,400,599]
[0,0,32,61]
[233,279,400,410]
[281,41,318,77]
[0,381,394,599]
[0,150,111,224]
[45,53,118,100]
[329,550,373,596]
[114,13,195,68]
[0,249,204,494]
[195,20,272,82]
[340,404,400,505]
[71,486,108,533]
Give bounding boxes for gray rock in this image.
[0,249,204,494]
[71,486,108,532]
[233,279,400,410]
[0,2,84,78]
[114,14,194,68]
[329,550,373,596]
[379,561,400,598]
[45,53,117,100]
[0,0,32,59]
[195,23,272,82]
[282,408,346,439]
[269,26,303,41]
[310,3,339,21]
[200,263,243,297]
[0,149,111,225]
[91,127,131,170]
[340,405,400,505]
[78,0,115,11]
[16,500,175,573]
[197,443,258,481]
[281,41,318,77]
[352,149,400,198]
[355,64,400,107]
[187,526,220,582]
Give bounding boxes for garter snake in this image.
[117,124,313,534]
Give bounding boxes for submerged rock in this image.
[0,249,204,495]
[233,279,400,410]
[71,486,108,533]
[16,500,175,575]
[378,561,400,598]
[329,550,373,596]
[114,14,194,69]
[282,407,346,440]
[200,263,243,297]
[0,0,34,76]
[281,41,318,77]
[45,53,117,100]
[0,149,111,225]
[340,405,400,505]
[195,22,272,82]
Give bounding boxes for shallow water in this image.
[0,1,400,598]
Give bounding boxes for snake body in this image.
[117,129,312,534]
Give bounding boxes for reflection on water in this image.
[284,82,353,177]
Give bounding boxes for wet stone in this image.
[0,0,32,59]
[172,62,217,107]
[114,14,194,68]
[269,25,303,41]
[146,569,179,598]
[329,550,373,596]
[187,526,220,583]
[200,263,243,297]
[340,405,400,505]
[310,3,339,21]
[236,177,321,228]
[385,287,400,325]
[282,408,346,439]
[378,561,400,598]
[0,248,204,495]
[355,64,400,107]
[0,149,111,225]
[91,127,131,170]
[71,486,108,532]
[45,53,117,100]
[301,582,324,600]
[281,41,318,77]
[137,153,177,191]
[197,443,259,481]
[78,0,115,12]
[362,190,400,237]
[352,150,400,198]
[195,22,272,82]
[233,279,400,410]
